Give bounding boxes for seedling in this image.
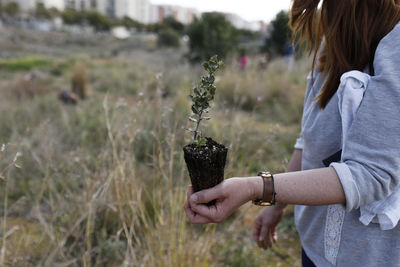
[188,55,223,145]
[183,56,228,200]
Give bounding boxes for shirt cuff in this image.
[294,137,303,150]
[330,162,361,211]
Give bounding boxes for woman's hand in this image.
[253,205,285,249]
[184,177,262,224]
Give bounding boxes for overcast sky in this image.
[150,0,292,23]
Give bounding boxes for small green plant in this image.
[188,55,223,145]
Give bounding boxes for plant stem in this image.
[193,110,203,141]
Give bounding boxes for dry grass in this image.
[72,62,88,99]
[0,27,310,266]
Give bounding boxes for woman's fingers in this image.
[184,201,213,224]
[185,185,215,224]
[258,224,271,249]
[253,219,262,243]
[190,186,221,205]
[190,201,223,222]
[271,227,278,243]
[254,223,277,249]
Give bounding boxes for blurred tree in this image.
[238,29,263,42]
[48,7,61,18]
[187,12,238,62]
[162,16,185,35]
[157,28,180,47]
[145,23,161,33]
[4,2,19,17]
[62,8,85,24]
[85,11,112,31]
[34,3,52,20]
[263,11,292,57]
[118,16,144,31]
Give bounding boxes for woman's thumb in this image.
[190,186,221,204]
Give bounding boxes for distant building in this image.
[4,0,266,32]
[149,4,198,24]
[41,0,64,10]
[65,0,91,11]
[95,0,115,17]
[4,0,65,10]
[93,0,150,23]
[223,13,267,32]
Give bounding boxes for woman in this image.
[184,0,400,266]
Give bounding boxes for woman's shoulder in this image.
[378,22,400,47]
[374,22,400,73]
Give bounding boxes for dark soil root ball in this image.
[183,138,228,205]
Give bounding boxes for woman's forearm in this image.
[275,149,302,209]
[251,167,346,206]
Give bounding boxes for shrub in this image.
[162,16,185,35]
[263,11,292,57]
[61,8,83,24]
[71,62,88,99]
[34,3,52,20]
[85,11,112,32]
[157,28,181,48]
[187,13,239,62]
[118,16,145,31]
[3,2,19,17]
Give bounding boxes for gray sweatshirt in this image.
[294,23,400,266]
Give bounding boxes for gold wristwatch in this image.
[252,171,276,206]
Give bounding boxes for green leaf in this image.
[191,105,199,114]
[196,138,207,147]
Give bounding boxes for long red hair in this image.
[290,0,400,108]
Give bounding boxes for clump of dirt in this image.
[183,138,228,204]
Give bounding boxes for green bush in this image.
[162,16,185,34]
[118,16,145,31]
[263,11,292,57]
[157,28,181,48]
[3,2,19,17]
[34,3,52,20]
[187,13,239,62]
[85,11,112,32]
[61,8,84,24]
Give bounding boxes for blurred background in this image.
[0,0,310,265]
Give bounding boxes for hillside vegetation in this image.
[0,26,309,266]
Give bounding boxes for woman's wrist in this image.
[247,176,264,201]
[247,175,284,207]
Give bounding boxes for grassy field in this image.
[0,26,310,266]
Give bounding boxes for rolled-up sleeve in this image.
[294,136,304,150]
[333,25,400,211]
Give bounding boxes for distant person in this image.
[258,53,269,70]
[185,1,400,266]
[239,49,248,71]
[283,43,295,71]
